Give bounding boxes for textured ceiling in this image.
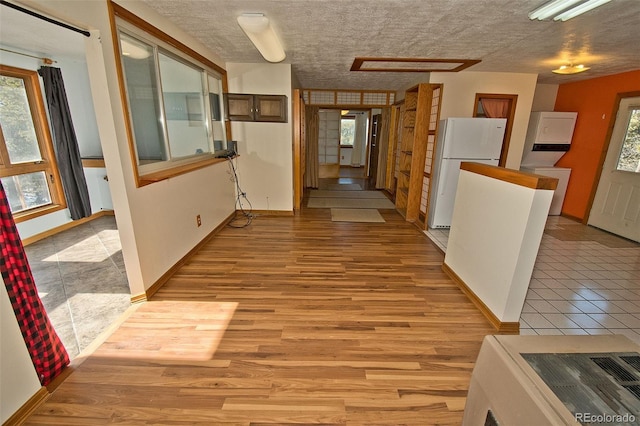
[139,0,640,90]
[1,1,639,91]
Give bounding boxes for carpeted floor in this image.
[331,208,386,223]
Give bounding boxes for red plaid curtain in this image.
[0,182,69,385]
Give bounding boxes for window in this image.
[115,11,229,185]
[0,65,65,222]
[615,107,640,173]
[340,117,356,146]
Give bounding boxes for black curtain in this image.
[38,66,91,220]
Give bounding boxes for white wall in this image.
[84,167,113,212]
[227,63,293,212]
[1,285,42,423]
[531,83,559,112]
[429,71,538,170]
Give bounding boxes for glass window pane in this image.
[616,108,640,173]
[341,118,356,146]
[1,172,52,213]
[159,52,209,159]
[208,74,226,151]
[120,33,167,165]
[0,75,42,164]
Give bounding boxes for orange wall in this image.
[554,70,640,220]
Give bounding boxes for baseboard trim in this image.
[560,212,584,224]
[22,210,115,246]
[143,211,236,300]
[442,262,519,334]
[251,209,294,217]
[130,293,147,304]
[3,386,49,426]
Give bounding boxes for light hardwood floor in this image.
[25,207,496,425]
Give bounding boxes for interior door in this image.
[588,96,640,242]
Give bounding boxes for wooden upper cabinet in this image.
[226,93,254,121]
[225,93,288,122]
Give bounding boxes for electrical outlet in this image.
[196,214,201,227]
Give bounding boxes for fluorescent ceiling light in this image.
[528,0,611,21]
[552,64,590,74]
[237,14,286,63]
[553,0,612,20]
[528,0,582,20]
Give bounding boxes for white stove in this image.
[463,335,640,425]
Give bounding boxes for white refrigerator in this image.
[428,118,506,229]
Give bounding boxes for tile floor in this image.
[426,216,640,344]
[25,215,130,359]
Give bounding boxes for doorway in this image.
[588,95,640,242]
[318,109,341,178]
[316,109,371,180]
[473,93,518,167]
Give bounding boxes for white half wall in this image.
[429,71,538,170]
[227,63,293,212]
[444,169,553,323]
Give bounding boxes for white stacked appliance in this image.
[520,112,577,215]
[428,118,507,229]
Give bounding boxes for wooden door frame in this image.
[292,89,304,212]
[473,93,518,167]
[385,101,404,193]
[584,90,640,224]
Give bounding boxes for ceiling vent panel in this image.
[351,57,481,73]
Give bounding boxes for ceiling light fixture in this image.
[528,0,611,21]
[237,13,285,63]
[552,64,590,74]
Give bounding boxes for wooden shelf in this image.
[394,83,443,226]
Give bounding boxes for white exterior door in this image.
[588,97,640,242]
